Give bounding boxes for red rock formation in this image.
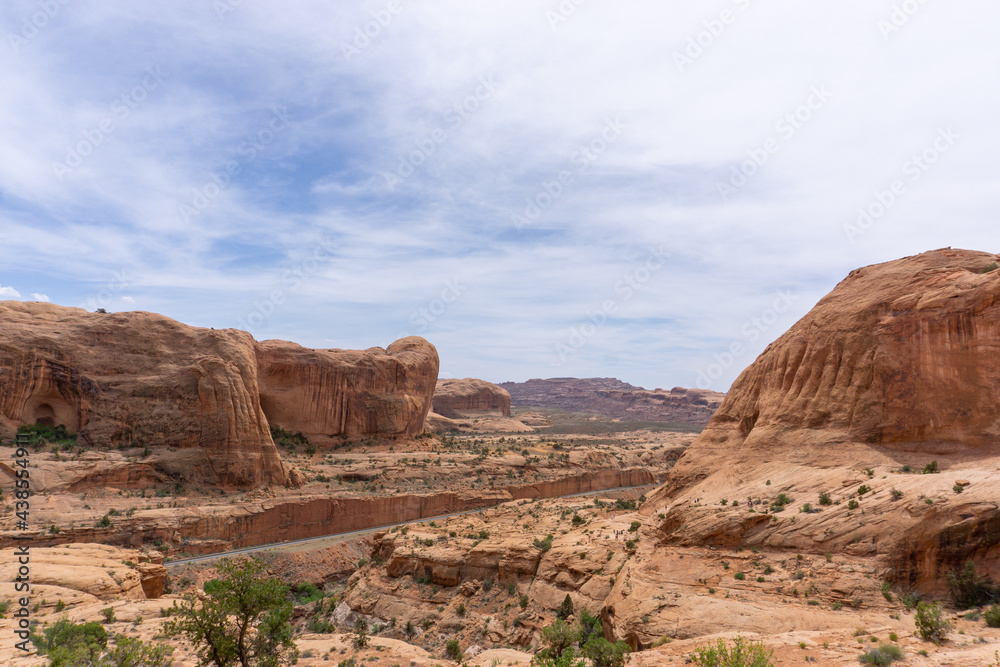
[498,378,723,425]
[257,337,438,438]
[432,378,511,418]
[665,248,1000,491]
[0,302,439,488]
[648,248,1000,589]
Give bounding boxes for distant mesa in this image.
[0,301,438,488]
[498,377,724,425]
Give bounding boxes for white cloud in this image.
[0,285,21,298]
[30,293,50,302]
[0,1,997,391]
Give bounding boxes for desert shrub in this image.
[520,593,529,609]
[953,484,964,494]
[628,520,641,532]
[858,643,903,665]
[456,602,466,616]
[984,604,1000,628]
[946,560,998,608]
[914,601,950,642]
[533,535,554,552]
[858,485,870,496]
[445,639,463,661]
[800,503,813,513]
[734,572,746,581]
[100,607,116,624]
[922,460,939,474]
[539,619,576,659]
[848,500,859,510]
[557,594,574,620]
[690,635,774,667]
[890,489,903,500]
[818,492,832,506]
[572,514,585,526]
[581,637,629,667]
[578,608,603,644]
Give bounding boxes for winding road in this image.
[166,483,656,567]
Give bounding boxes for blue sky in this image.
[1,1,997,391]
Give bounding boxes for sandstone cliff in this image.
[648,248,1000,589]
[432,378,512,418]
[0,302,438,487]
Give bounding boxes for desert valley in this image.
[1,247,999,666]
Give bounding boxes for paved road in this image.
[166,483,657,567]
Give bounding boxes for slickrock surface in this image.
[0,301,438,487]
[649,248,1000,590]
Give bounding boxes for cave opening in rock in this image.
[34,403,56,427]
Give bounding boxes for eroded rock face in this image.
[257,336,439,439]
[649,248,1000,590]
[0,302,438,487]
[432,378,511,418]
[666,248,1000,489]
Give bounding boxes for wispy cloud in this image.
[0,1,996,390]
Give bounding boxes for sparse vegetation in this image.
[914,601,950,643]
[690,635,775,667]
[858,643,903,665]
[946,560,998,609]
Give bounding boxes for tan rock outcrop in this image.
[0,301,438,488]
[648,248,1000,589]
[0,543,165,601]
[432,378,511,418]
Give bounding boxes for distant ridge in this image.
[497,377,724,426]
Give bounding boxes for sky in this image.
[0,1,997,392]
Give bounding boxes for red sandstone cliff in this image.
[0,302,438,487]
[432,378,511,418]
[647,248,1000,589]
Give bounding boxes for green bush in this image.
[520,593,529,609]
[914,601,951,643]
[858,643,903,665]
[628,520,641,532]
[533,535,554,552]
[984,604,1000,628]
[557,594,574,620]
[690,635,774,667]
[945,560,998,608]
[818,492,832,506]
[445,639,463,661]
[582,636,629,667]
[922,460,939,474]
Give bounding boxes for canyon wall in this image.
[0,301,438,488]
[432,378,511,418]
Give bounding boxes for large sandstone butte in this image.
[432,378,511,418]
[648,248,1000,589]
[0,301,438,488]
